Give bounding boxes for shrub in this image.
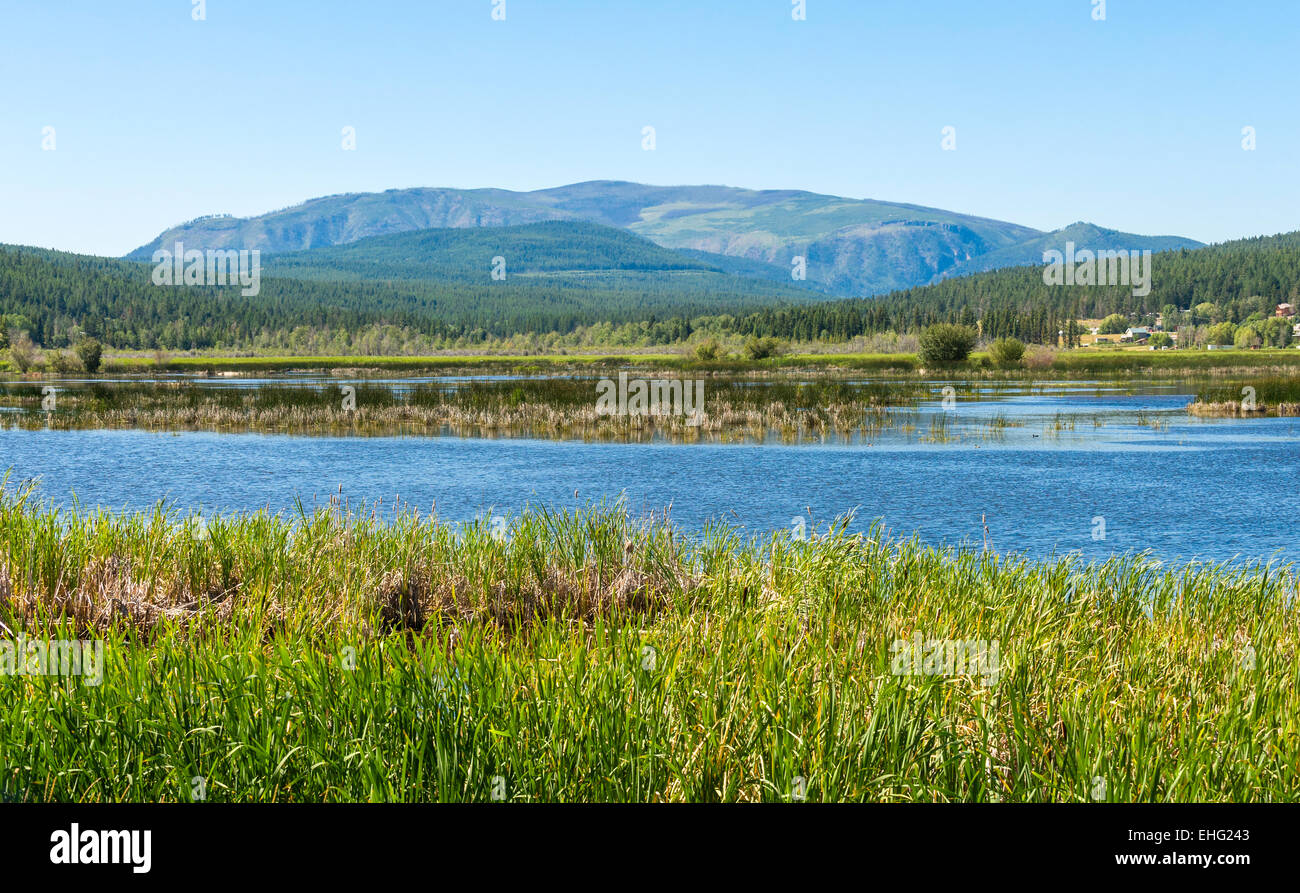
[1098,314,1129,335]
[694,338,722,361]
[1234,325,1262,350]
[918,324,977,366]
[75,338,103,373]
[7,331,38,373]
[1263,317,1294,348]
[988,337,1026,369]
[49,350,81,373]
[1207,322,1237,346]
[742,336,783,361]
[1024,345,1058,370]
[1148,332,1172,349]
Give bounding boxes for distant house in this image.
[1124,327,1152,343]
[1277,303,1296,318]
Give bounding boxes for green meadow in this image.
[66,346,1299,377]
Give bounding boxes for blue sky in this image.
[2,0,1295,256]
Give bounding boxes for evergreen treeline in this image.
[0,244,790,350]
[263,221,723,280]
[723,232,1300,344]
[5,230,1300,352]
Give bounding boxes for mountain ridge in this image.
[126,181,1203,297]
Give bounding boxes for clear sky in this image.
[3,0,1295,256]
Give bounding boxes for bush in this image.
[1024,345,1058,370]
[1207,322,1237,346]
[1234,325,1262,350]
[1098,314,1129,335]
[7,331,38,373]
[75,337,103,373]
[1263,317,1294,348]
[988,337,1026,369]
[742,336,783,361]
[49,350,81,373]
[918,324,978,366]
[1148,332,1172,349]
[694,338,722,361]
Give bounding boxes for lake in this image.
[2,376,1298,563]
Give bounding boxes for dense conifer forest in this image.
[3,230,1299,352]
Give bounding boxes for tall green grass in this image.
[1,485,1296,802]
[1052,348,1300,375]
[1189,375,1300,415]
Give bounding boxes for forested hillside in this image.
[937,222,1201,280]
[722,232,1300,344]
[262,221,794,286]
[5,231,1299,353]
[0,233,813,350]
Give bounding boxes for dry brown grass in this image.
[0,556,246,638]
[1187,400,1300,416]
[372,540,688,637]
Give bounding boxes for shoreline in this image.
[5,346,1300,379]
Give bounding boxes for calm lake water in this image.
[2,377,1298,563]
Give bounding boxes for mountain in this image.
[128,181,1197,297]
[126,188,574,259]
[938,222,1202,280]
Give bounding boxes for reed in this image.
[1187,375,1300,416]
[0,379,926,443]
[1,481,1297,802]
